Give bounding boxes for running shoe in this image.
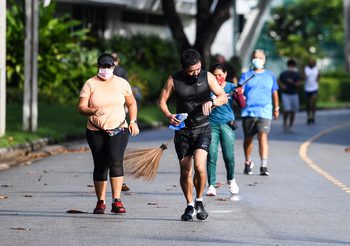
[206,185,216,196]
[228,179,239,195]
[260,167,270,176]
[181,205,195,221]
[244,161,254,175]
[111,198,126,213]
[195,201,208,220]
[93,200,106,214]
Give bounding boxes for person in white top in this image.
[303,59,320,124]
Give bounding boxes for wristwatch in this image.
[209,98,215,106]
[130,120,137,124]
[274,106,280,112]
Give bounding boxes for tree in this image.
[267,0,343,63]
[161,0,232,67]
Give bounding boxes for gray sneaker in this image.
[244,161,254,175]
[195,201,208,220]
[181,205,195,221]
[260,167,269,176]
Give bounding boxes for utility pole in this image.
[0,0,6,136]
[23,0,39,131]
[232,0,238,56]
[345,0,350,72]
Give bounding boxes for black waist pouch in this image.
[226,120,238,131]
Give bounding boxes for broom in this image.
[123,142,170,181]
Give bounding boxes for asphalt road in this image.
[1,109,350,246]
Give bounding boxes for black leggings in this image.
[86,129,129,181]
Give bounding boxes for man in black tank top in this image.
[159,49,227,221]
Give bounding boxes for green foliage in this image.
[101,34,179,102]
[1,102,172,148]
[6,1,25,88]
[6,0,98,104]
[0,103,86,148]
[267,0,343,63]
[317,73,350,102]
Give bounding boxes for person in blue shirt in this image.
[206,63,246,196]
[239,49,279,176]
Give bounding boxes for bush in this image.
[100,34,180,103]
[318,74,350,102]
[6,0,97,104]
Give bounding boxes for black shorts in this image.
[242,117,271,137]
[305,90,318,98]
[174,124,211,160]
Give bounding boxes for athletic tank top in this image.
[304,66,319,92]
[172,70,210,127]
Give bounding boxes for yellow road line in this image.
[299,122,350,194]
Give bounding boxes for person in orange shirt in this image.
[78,53,139,214]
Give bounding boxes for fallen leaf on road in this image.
[1,185,13,187]
[66,210,88,214]
[147,202,158,205]
[10,227,31,231]
[0,195,8,199]
[216,197,227,201]
[24,195,33,197]
[87,184,94,187]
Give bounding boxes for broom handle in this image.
[160,138,174,150]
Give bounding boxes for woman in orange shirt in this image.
[78,53,139,214]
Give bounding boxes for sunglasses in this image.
[98,64,114,69]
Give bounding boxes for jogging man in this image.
[239,49,279,176]
[158,49,227,221]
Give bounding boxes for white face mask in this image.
[252,58,265,70]
[98,68,114,80]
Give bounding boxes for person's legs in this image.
[289,112,295,128]
[107,131,129,200]
[282,94,291,131]
[257,132,268,161]
[207,125,220,187]
[179,155,197,221]
[220,124,239,194]
[179,156,194,204]
[220,124,235,181]
[310,94,317,122]
[86,129,109,213]
[255,118,271,175]
[243,136,254,163]
[289,94,299,130]
[305,92,313,124]
[242,117,256,164]
[193,149,208,199]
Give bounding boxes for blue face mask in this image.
[252,58,264,69]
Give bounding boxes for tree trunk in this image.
[161,0,232,68]
[161,0,190,53]
[345,0,350,72]
[0,0,6,136]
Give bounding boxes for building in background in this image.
[56,0,268,63]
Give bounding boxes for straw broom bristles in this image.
[124,143,168,181]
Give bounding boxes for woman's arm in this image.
[77,97,104,117]
[125,94,139,136]
[232,87,246,108]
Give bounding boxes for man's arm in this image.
[272,90,279,120]
[202,72,228,116]
[158,76,181,125]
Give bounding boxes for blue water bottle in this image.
[169,113,188,130]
